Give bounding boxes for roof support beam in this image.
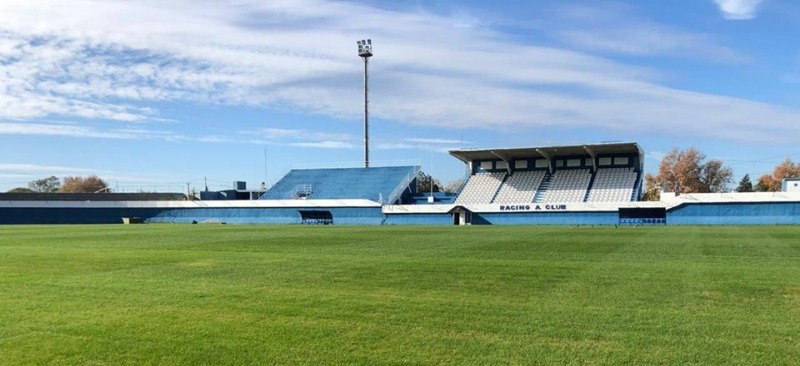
[535,148,553,174]
[583,146,597,173]
[490,150,512,175]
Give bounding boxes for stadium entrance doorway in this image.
[449,206,472,225]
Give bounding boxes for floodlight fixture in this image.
[358,38,373,58]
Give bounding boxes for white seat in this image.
[455,172,506,204]
[493,170,546,203]
[586,168,638,202]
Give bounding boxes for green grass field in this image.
[1,225,799,365]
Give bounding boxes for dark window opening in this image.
[299,210,333,225]
[618,207,666,225]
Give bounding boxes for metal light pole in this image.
[357,39,373,168]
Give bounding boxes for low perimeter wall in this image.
[0,206,384,225]
[667,202,800,225]
[1,201,799,225]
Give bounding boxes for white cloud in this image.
[405,138,467,145]
[0,0,796,145]
[0,122,186,141]
[0,163,90,176]
[240,127,355,149]
[289,141,353,149]
[713,0,765,20]
[557,26,745,62]
[551,4,745,61]
[374,141,461,153]
[245,128,353,142]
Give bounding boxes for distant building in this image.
[782,178,800,192]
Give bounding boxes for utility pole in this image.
[357,39,373,168]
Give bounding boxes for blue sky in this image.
[1,0,799,192]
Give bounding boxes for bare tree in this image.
[60,175,109,193]
[644,147,733,198]
[755,157,800,192]
[444,178,466,193]
[755,174,777,192]
[642,173,661,201]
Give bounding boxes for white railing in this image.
[250,190,267,200]
[384,166,421,205]
[287,184,313,199]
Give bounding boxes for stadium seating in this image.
[540,169,592,203]
[262,166,418,202]
[586,167,638,202]
[492,170,546,203]
[454,172,506,204]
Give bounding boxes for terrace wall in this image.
[667,202,800,225]
[2,200,800,225]
[0,206,384,225]
[472,211,619,225]
[383,213,453,225]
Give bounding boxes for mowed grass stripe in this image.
[1,225,799,365]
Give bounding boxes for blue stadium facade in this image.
[2,142,800,225]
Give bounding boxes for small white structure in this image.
[783,178,800,192]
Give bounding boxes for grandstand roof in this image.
[449,142,643,165]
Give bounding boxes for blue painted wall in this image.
[473,211,619,225]
[2,201,800,225]
[384,213,454,225]
[149,207,384,225]
[405,192,458,205]
[0,207,164,224]
[667,202,800,225]
[0,206,384,225]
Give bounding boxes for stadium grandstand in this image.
[449,142,644,205]
[4,141,800,225]
[262,165,419,204]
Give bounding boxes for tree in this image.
[754,158,800,192]
[7,187,34,193]
[28,176,60,193]
[443,178,465,193]
[645,147,734,196]
[642,173,661,201]
[755,174,774,192]
[699,159,733,193]
[736,174,754,192]
[415,171,442,194]
[59,175,109,193]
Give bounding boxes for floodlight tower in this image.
[357,39,373,168]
